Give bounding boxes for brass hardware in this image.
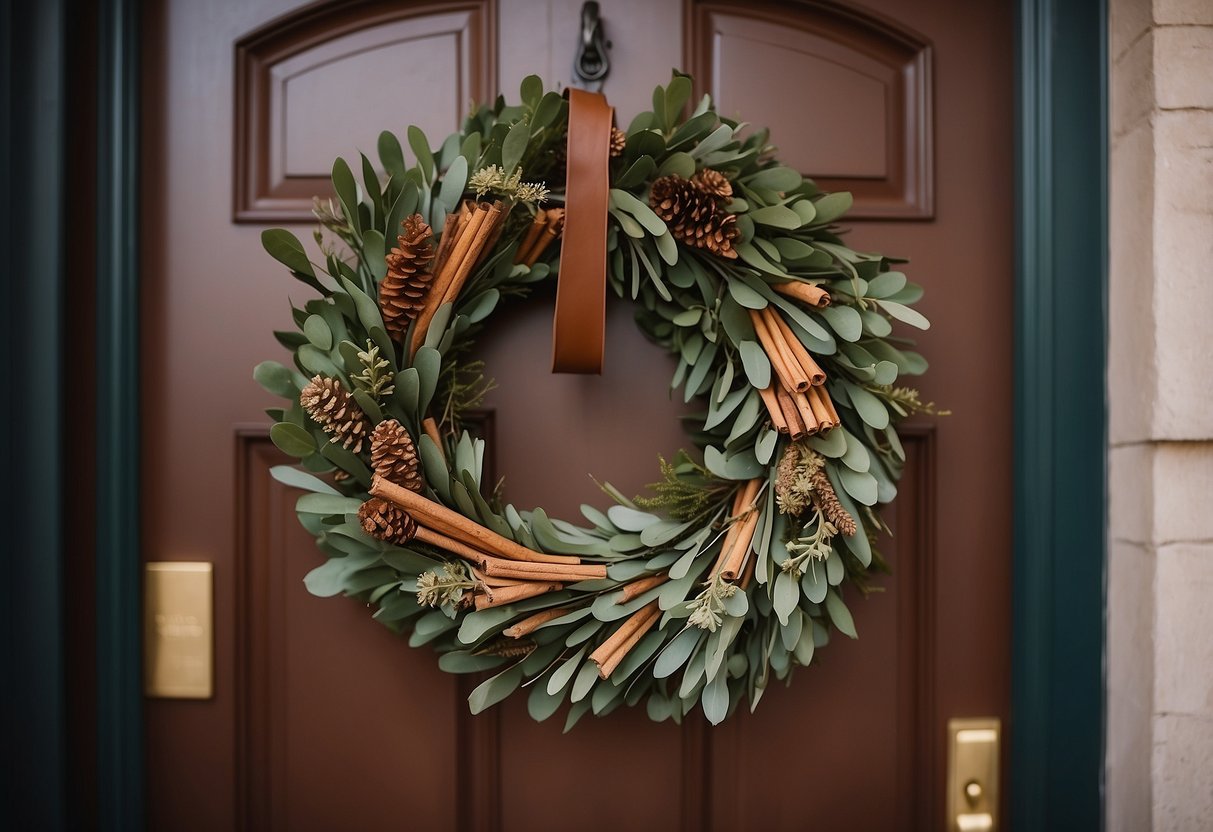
[144,561,213,699]
[947,718,1000,832]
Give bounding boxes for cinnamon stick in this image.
[478,556,606,581]
[760,307,814,392]
[439,200,504,308]
[793,391,820,436]
[807,386,832,430]
[514,210,548,264]
[371,475,583,565]
[749,309,808,392]
[773,281,831,308]
[420,416,444,461]
[590,602,662,679]
[474,581,563,611]
[768,311,826,386]
[758,385,788,433]
[432,210,462,276]
[618,574,668,604]
[504,607,571,638]
[711,480,761,574]
[410,203,490,355]
[739,548,757,590]
[817,385,841,428]
[719,505,761,581]
[777,387,806,440]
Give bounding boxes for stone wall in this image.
[1107,1,1213,829]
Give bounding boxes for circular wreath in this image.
[254,74,936,727]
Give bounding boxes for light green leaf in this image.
[270,422,316,458]
[824,590,857,638]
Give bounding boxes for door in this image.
[141,0,1012,828]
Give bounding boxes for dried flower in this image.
[416,561,479,617]
[468,163,549,205]
[352,340,394,402]
[687,571,739,632]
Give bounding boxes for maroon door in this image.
[141,0,1012,828]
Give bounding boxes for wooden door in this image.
[141,0,1012,829]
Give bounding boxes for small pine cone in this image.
[692,169,733,201]
[358,498,417,545]
[609,127,627,158]
[650,175,716,227]
[370,419,422,492]
[380,214,436,338]
[697,213,740,260]
[300,375,371,453]
[810,470,858,537]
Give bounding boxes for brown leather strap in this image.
[552,88,613,374]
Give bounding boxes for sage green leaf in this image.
[689,124,733,159]
[520,74,542,108]
[755,429,779,464]
[418,435,450,502]
[704,445,764,480]
[270,465,339,495]
[254,361,298,397]
[824,590,858,638]
[780,608,803,651]
[848,385,890,429]
[745,166,801,191]
[801,560,828,603]
[812,191,853,225]
[735,241,786,276]
[607,505,659,532]
[378,131,405,179]
[570,659,600,703]
[820,305,862,342]
[793,618,816,665]
[609,189,667,236]
[437,155,468,215]
[303,558,351,598]
[547,646,588,695]
[303,315,332,350]
[615,155,657,189]
[413,346,441,412]
[880,300,931,330]
[270,422,315,458]
[439,651,507,674]
[748,204,802,229]
[468,665,524,714]
[866,271,907,298]
[657,151,696,179]
[726,277,766,309]
[840,430,872,473]
[528,683,565,722]
[739,341,771,388]
[773,570,799,625]
[701,670,730,724]
[296,493,363,515]
[654,628,700,678]
[407,125,434,182]
[839,467,878,506]
[331,158,360,230]
[393,367,419,414]
[319,442,372,488]
[261,229,315,277]
[298,344,342,378]
[772,238,816,261]
[502,119,531,174]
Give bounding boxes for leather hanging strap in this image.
[552,88,613,374]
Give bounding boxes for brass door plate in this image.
[946,718,1000,832]
[144,562,213,699]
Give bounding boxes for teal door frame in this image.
[4,0,1107,827]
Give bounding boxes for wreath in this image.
[254,74,937,727]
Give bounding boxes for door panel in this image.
[143,0,1012,829]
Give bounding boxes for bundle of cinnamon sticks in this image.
[410,199,508,357]
[513,208,565,267]
[714,479,763,582]
[772,281,831,309]
[370,475,607,610]
[750,306,840,439]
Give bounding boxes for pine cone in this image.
[300,375,371,453]
[650,175,716,226]
[650,175,740,260]
[358,498,417,545]
[380,214,436,338]
[609,127,627,158]
[370,419,422,492]
[692,169,733,201]
[810,470,857,537]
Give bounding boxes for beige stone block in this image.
[1150,110,1213,439]
[1155,26,1213,110]
[1110,444,1156,543]
[1107,540,1155,832]
[1109,120,1159,445]
[1113,0,1153,60]
[1154,0,1213,25]
[1153,443,1213,542]
[1113,28,1155,138]
[1152,712,1213,831]
[1154,543,1213,715]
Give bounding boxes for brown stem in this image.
[589,602,662,679]
[371,475,583,565]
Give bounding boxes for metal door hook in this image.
[573,1,610,91]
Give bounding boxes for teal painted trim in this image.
[1,0,68,826]
[1013,0,1107,829]
[96,0,144,827]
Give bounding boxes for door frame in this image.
[70,0,1108,827]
